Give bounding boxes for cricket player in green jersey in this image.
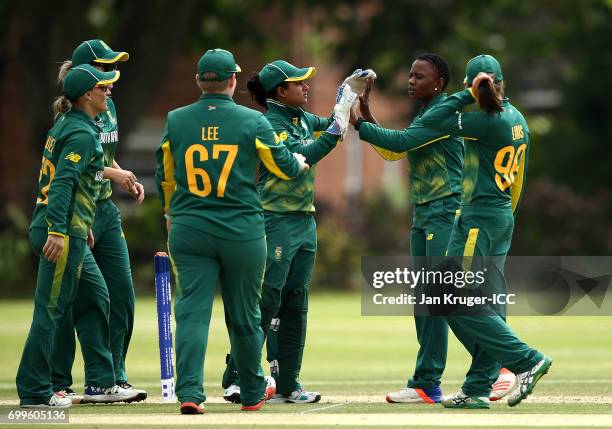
[155,49,309,414]
[50,40,147,404]
[17,65,137,407]
[222,60,360,405]
[351,53,463,404]
[419,54,552,408]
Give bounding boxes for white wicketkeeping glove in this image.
[326,83,358,140]
[292,152,309,172]
[342,68,377,96]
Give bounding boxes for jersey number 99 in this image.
[185,144,238,198]
[494,144,526,192]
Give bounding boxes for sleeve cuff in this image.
[467,87,478,100]
[48,231,67,238]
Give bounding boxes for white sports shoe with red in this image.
[489,368,516,401]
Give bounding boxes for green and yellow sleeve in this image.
[46,132,95,237]
[420,89,491,140]
[155,124,176,213]
[359,120,451,160]
[255,114,301,180]
[270,117,338,165]
[306,111,333,132]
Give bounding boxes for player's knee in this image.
[231,322,261,337]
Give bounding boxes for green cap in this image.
[258,60,316,92]
[464,54,503,86]
[63,64,120,101]
[72,40,129,66]
[197,48,241,81]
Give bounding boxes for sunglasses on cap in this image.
[91,62,118,72]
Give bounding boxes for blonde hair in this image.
[52,60,74,119]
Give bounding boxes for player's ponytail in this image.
[247,73,289,110]
[52,96,72,120]
[57,60,73,84]
[246,74,268,108]
[477,79,503,114]
[52,60,74,119]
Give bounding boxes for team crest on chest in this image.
[292,117,299,126]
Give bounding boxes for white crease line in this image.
[300,403,345,414]
[0,379,604,389]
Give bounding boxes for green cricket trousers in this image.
[17,228,114,405]
[168,222,268,407]
[51,198,135,389]
[261,212,316,396]
[224,212,316,396]
[408,194,460,390]
[445,204,544,397]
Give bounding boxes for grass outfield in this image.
[0,292,611,427]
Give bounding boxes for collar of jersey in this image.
[418,93,446,117]
[199,93,234,102]
[67,107,101,129]
[266,99,304,120]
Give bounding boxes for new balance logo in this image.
[65,152,81,163]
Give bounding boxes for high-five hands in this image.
[328,68,378,139]
[343,68,377,96]
[327,83,358,140]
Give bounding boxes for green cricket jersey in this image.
[420,88,530,213]
[358,93,464,205]
[155,93,302,241]
[30,109,105,239]
[96,98,119,200]
[258,99,338,213]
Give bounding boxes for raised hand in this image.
[359,78,378,124]
[343,68,377,96]
[327,83,358,139]
[472,72,493,90]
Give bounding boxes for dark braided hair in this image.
[415,53,450,91]
[246,73,288,109]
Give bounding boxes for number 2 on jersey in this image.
[36,158,56,205]
[185,144,238,197]
[494,144,526,192]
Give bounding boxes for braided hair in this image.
[415,53,450,91]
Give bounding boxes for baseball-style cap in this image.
[72,40,129,66]
[258,60,316,92]
[464,54,503,86]
[63,64,120,101]
[197,48,241,81]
